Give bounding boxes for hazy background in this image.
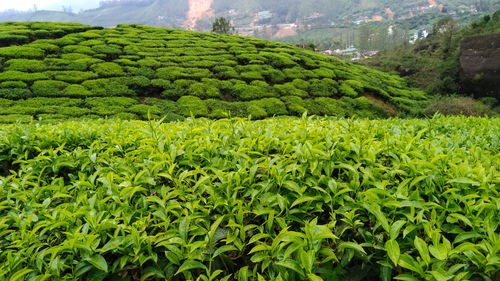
[0,0,100,12]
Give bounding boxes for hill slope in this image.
[0,22,428,122]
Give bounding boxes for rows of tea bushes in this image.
[0,22,97,47]
[0,116,498,280]
[0,22,428,120]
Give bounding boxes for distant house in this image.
[412,30,429,41]
[342,47,358,55]
[257,11,272,23]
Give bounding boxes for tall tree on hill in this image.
[212,17,235,35]
[357,24,371,51]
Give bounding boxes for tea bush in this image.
[0,22,430,119]
[0,116,497,280]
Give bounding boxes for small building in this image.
[257,11,272,23]
[342,47,358,55]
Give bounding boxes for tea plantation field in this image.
[0,116,498,280]
[0,22,428,122]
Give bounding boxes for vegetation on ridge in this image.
[0,22,427,122]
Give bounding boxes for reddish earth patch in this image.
[185,0,215,30]
[364,94,398,117]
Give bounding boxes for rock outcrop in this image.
[460,33,500,99]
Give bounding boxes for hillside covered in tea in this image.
[0,22,428,122]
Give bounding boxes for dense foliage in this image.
[0,116,498,280]
[0,22,428,122]
[361,10,500,98]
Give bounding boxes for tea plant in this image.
[0,23,429,121]
[0,115,498,280]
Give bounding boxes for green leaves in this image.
[0,116,498,280]
[385,239,400,266]
[338,242,367,255]
[414,237,430,265]
[85,255,108,272]
[176,260,207,275]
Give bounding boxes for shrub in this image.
[177,96,208,117]
[127,76,151,89]
[92,106,127,116]
[479,97,498,107]
[250,98,288,116]
[144,98,180,114]
[26,43,59,53]
[61,85,94,97]
[313,68,336,78]
[283,67,318,80]
[72,58,103,71]
[0,46,44,58]
[32,80,70,97]
[0,98,13,107]
[205,99,247,118]
[280,96,308,115]
[46,71,98,83]
[82,79,135,97]
[128,104,163,119]
[261,52,297,68]
[161,79,195,99]
[309,79,339,97]
[240,71,264,82]
[339,82,359,98]
[114,59,137,66]
[0,114,33,123]
[85,97,138,108]
[0,88,32,99]
[112,112,138,120]
[341,96,388,118]
[0,81,27,88]
[291,79,309,90]
[5,59,47,72]
[17,97,83,107]
[274,84,308,98]
[91,62,124,77]
[61,53,91,60]
[263,69,286,84]
[137,58,162,69]
[0,71,49,82]
[0,34,29,46]
[57,107,91,117]
[80,39,105,46]
[151,79,171,89]
[91,45,122,57]
[127,67,156,78]
[231,83,274,101]
[343,79,364,91]
[314,97,348,117]
[156,67,212,81]
[424,96,491,117]
[246,104,267,119]
[62,45,95,55]
[189,83,221,99]
[213,66,239,80]
[36,114,67,121]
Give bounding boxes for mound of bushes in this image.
[0,22,429,121]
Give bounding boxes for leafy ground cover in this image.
[0,22,428,121]
[0,116,498,280]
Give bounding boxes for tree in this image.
[433,17,457,54]
[211,17,235,34]
[357,24,371,51]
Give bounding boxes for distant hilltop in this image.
[0,0,499,39]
